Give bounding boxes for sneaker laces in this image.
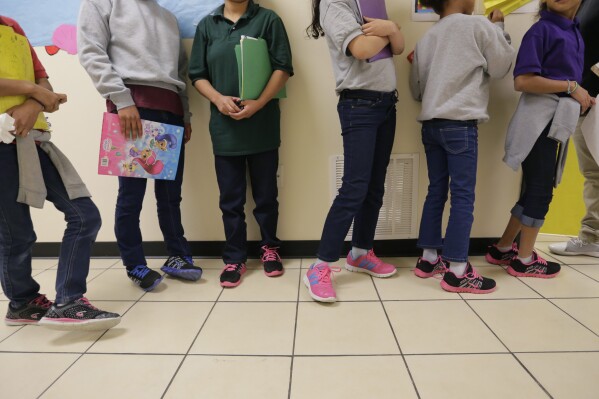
[223,263,243,273]
[510,242,519,254]
[31,294,52,309]
[168,256,190,268]
[532,251,548,266]
[78,297,99,310]
[130,265,150,279]
[261,246,281,262]
[463,265,482,281]
[313,264,341,285]
[570,237,587,248]
[432,258,449,280]
[365,249,383,265]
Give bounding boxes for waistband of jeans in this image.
[339,89,398,101]
[424,118,478,126]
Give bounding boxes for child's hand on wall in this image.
[488,9,504,23]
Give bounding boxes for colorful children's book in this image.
[355,0,393,63]
[98,112,184,180]
[234,36,286,100]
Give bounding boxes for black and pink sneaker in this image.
[414,256,448,278]
[5,294,53,326]
[485,243,518,265]
[441,263,496,294]
[508,251,560,278]
[38,297,121,331]
[220,263,247,288]
[261,245,284,277]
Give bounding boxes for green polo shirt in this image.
[189,1,293,156]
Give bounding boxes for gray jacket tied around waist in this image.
[504,93,580,187]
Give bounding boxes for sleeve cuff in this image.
[342,29,364,57]
[273,67,294,77]
[110,89,135,110]
[513,67,541,78]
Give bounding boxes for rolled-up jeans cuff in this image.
[510,204,524,219]
[518,213,545,228]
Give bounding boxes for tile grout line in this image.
[563,264,599,284]
[460,295,554,399]
[3,349,599,356]
[546,298,599,338]
[513,272,599,338]
[372,273,421,399]
[160,286,225,399]
[36,271,152,399]
[0,325,25,345]
[287,258,304,399]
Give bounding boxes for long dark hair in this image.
[306,0,324,39]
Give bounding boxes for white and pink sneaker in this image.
[303,263,340,302]
[345,250,397,278]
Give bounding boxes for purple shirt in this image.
[514,10,584,83]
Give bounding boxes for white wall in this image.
[30,0,537,243]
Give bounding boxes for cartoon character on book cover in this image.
[98,113,183,180]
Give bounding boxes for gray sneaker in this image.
[38,297,121,331]
[549,238,599,257]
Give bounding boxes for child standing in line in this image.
[410,0,514,293]
[305,0,404,302]
[78,0,203,292]
[189,0,293,288]
[487,0,594,277]
[0,15,120,330]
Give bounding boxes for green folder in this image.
[235,36,286,100]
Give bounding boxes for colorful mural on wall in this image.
[0,0,223,54]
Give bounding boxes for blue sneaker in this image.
[127,265,163,291]
[161,256,203,281]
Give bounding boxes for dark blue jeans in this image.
[317,90,397,262]
[214,149,281,264]
[417,119,478,263]
[511,124,558,227]
[114,108,191,267]
[0,144,101,306]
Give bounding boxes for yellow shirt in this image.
[0,24,48,130]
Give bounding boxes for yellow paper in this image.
[0,25,48,130]
[483,0,533,16]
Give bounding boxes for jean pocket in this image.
[439,127,473,154]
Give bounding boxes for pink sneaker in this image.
[303,263,341,302]
[345,250,397,278]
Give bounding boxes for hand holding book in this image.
[361,17,399,37]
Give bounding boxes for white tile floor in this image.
[1,235,598,399]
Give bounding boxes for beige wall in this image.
[30,0,538,243]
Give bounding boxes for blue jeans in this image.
[214,149,281,264]
[417,119,478,263]
[114,108,191,267]
[0,144,101,306]
[511,124,558,228]
[317,90,397,262]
